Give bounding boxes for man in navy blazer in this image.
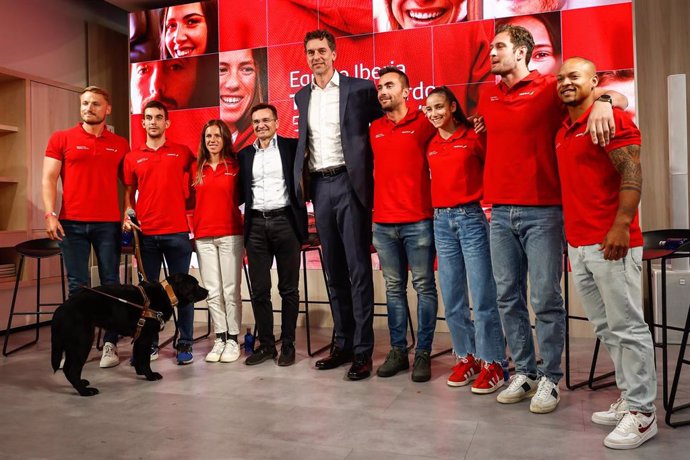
[293,29,383,380]
[239,103,308,367]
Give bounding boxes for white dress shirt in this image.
[251,136,290,211]
[307,71,345,172]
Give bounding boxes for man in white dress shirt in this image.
[238,104,307,367]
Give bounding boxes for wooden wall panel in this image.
[634,0,690,230]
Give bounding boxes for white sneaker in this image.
[205,338,225,362]
[150,346,159,362]
[604,411,657,450]
[496,374,538,404]
[592,397,629,426]
[220,339,241,363]
[529,376,560,414]
[99,342,120,368]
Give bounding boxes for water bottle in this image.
[243,328,254,354]
[501,358,510,382]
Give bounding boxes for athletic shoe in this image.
[205,338,225,362]
[411,350,432,382]
[150,345,159,361]
[604,411,657,450]
[496,374,538,404]
[592,397,629,426]
[529,376,560,414]
[99,342,120,368]
[377,347,409,377]
[447,354,481,387]
[220,339,241,363]
[176,344,194,365]
[471,361,505,394]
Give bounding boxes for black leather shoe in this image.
[347,354,372,381]
[277,342,296,367]
[244,345,277,366]
[315,347,353,370]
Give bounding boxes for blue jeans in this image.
[434,204,505,363]
[60,220,121,343]
[490,205,565,383]
[140,232,193,346]
[568,245,656,412]
[372,219,437,352]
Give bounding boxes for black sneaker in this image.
[244,345,277,366]
[277,342,296,367]
[411,350,431,382]
[377,347,409,377]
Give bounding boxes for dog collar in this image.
[160,280,179,308]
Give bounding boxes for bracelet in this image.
[44,211,58,219]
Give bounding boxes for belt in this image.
[311,165,347,177]
[250,207,289,218]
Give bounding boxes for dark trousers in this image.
[311,172,374,356]
[246,213,301,348]
[60,220,121,344]
[139,232,194,346]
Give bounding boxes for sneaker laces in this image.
[615,412,641,433]
[610,397,626,412]
[225,340,239,352]
[210,339,225,354]
[103,343,116,358]
[534,377,555,400]
[505,374,528,392]
[414,351,430,366]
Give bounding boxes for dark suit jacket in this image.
[238,136,308,244]
[293,72,383,209]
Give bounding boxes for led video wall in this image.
[129,0,635,155]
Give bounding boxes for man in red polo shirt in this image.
[556,57,656,449]
[477,24,628,414]
[123,100,196,364]
[369,67,438,382]
[42,86,129,368]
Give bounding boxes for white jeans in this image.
[196,235,243,336]
[568,244,656,412]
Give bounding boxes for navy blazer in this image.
[293,72,382,209]
[238,136,308,244]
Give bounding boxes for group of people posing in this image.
[43,25,656,450]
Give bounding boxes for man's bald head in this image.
[557,57,599,106]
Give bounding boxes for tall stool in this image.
[666,302,690,427]
[3,238,66,356]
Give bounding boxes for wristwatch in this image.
[44,211,58,219]
[596,94,613,106]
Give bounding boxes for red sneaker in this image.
[471,361,505,394]
[447,354,481,387]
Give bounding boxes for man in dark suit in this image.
[239,103,308,367]
[293,29,383,380]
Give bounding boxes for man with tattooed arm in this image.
[555,57,656,450]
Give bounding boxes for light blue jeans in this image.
[490,205,566,383]
[568,244,656,412]
[372,219,438,352]
[434,204,505,363]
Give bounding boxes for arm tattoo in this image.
[608,145,642,192]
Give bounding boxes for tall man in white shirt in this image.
[293,29,383,380]
[238,104,307,367]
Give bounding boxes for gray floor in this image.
[1,326,689,460]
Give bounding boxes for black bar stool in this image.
[3,238,66,356]
[563,249,616,391]
[666,301,690,427]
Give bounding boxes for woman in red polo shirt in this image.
[192,119,244,363]
[424,87,507,394]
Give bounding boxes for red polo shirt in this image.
[123,141,194,235]
[555,106,642,248]
[45,123,129,222]
[478,71,566,205]
[427,126,486,208]
[370,107,436,223]
[191,160,243,239]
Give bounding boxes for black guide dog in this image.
[51,273,208,396]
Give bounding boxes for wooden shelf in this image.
[0,123,18,135]
[0,176,19,184]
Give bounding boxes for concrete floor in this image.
[1,326,689,460]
